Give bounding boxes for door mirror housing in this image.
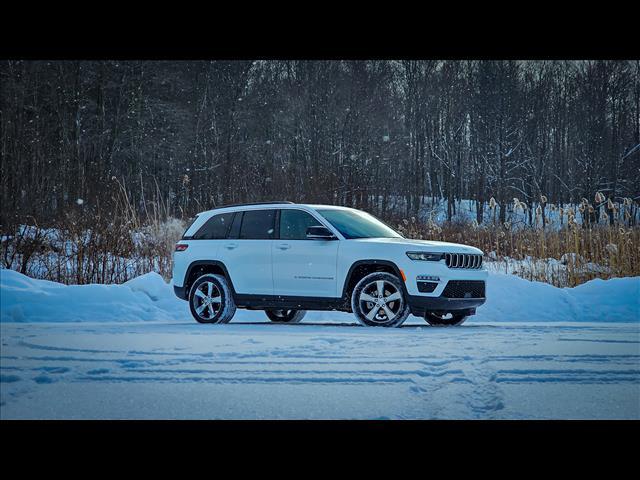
[306,225,337,240]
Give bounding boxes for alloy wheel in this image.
[358,279,404,323]
[192,281,222,321]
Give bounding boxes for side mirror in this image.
[306,225,336,240]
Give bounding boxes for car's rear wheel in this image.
[188,274,236,324]
[351,272,410,327]
[265,309,306,323]
[424,311,468,326]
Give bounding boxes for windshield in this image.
[317,209,402,239]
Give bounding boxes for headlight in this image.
[406,251,444,261]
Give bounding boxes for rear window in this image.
[192,213,234,239]
[239,209,276,240]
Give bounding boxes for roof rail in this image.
[213,201,295,209]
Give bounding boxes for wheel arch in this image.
[341,259,408,300]
[183,260,236,297]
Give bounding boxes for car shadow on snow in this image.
[160,320,502,329]
[209,321,500,329]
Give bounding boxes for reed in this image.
[2,188,638,288]
[1,177,186,284]
[394,194,639,287]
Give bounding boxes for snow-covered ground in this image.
[1,268,638,419]
[1,320,638,419]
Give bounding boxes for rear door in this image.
[272,208,339,297]
[219,209,275,295]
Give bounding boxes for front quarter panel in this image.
[337,239,488,297]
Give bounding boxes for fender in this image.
[341,259,409,299]
[180,260,237,296]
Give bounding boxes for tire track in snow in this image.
[494,368,640,384]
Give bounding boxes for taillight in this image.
[175,243,189,252]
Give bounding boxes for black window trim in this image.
[227,211,243,239]
[274,209,281,240]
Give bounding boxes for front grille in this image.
[445,253,483,269]
[442,280,485,298]
[417,281,438,293]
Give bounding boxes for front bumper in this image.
[174,285,188,300]
[406,293,486,317]
[402,259,488,296]
[399,258,488,317]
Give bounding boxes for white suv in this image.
[172,202,487,327]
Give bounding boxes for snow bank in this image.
[1,268,638,323]
[0,269,188,323]
[475,273,639,322]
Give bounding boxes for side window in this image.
[192,212,234,240]
[239,209,276,240]
[279,209,322,240]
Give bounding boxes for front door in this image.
[272,209,339,297]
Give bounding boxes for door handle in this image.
[224,243,239,250]
[276,243,291,250]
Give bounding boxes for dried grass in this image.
[1,177,186,284]
[394,196,639,287]
[2,187,638,288]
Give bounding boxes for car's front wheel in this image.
[188,274,236,324]
[351,272,410,327]
[265,309,307,323]
[424,312,468,326]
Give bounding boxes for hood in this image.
[351,237,483,254]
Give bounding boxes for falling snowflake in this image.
[76,199,84,205]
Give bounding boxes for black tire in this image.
[351,272,410,327]
[265,309,307,323]
[424,312,468,326]
[188,274,236,324]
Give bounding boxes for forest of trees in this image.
[1,60,639,227]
